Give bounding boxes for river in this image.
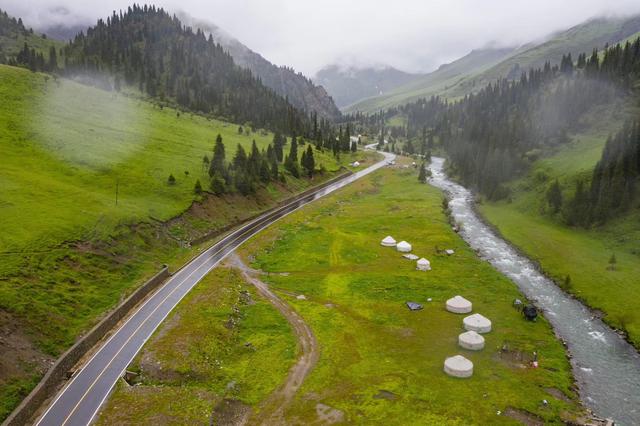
[427,157,640,425]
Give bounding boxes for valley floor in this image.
[98,160,582,425]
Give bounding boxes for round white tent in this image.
[458,330,485,350]
[444,355,473,378]
[416,258,431,271]
[463,313,492,333]
[396,241,412,252]
[446,295,472,314]
[380,236,397,247]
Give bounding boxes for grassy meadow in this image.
[101,161,583,424]
[95,267,297,425]
[478,103,640,348]
[0,64,367,420]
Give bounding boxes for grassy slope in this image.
[348,15,640,113]
[0,64,364,420]
[0,24,63,58]
[99,161,582,424]
[96,267,296,424]
[346,48,515,113]
[479,102,640,348]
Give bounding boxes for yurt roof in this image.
[463,313,492,332]
[445,355,473,371]
[459,330,484,344]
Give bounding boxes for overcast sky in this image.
[3,0,640,75]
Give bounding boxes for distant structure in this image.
[446,296,472,314]
[406,302,423,311]
[458,330,485,350]
[416,258,431,271]
[396,241,412,253]
[444,355,473,378]
[381,236,397,247]
[463,313,492,333]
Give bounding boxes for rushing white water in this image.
[428,157,640,425]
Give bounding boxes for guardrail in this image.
[3,168,353,426]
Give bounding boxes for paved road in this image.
[36,149,394,426]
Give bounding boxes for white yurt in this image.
[445,295,472,314]
[458,330,485,350]
[381,236,397,247]
[444,355,474,378]
[396,241,412,252]
[463,313,492,333]
[416,258,431,271]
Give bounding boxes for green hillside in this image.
[349,14,640,113]
[0,64,360,420]
[0,9,63,62]
[346,47,515,113]
[478,100,640,349]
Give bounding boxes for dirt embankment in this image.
[225,254,319,426]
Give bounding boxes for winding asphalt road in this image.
[35,149,394,426]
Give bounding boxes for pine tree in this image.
[608,253,617,271]
[418,162,427,183]
[546,179,563,213]
[209,135,226,177]
[302,144,315,177]
[194,179,202,194]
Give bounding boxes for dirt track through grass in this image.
[226,254,319,425]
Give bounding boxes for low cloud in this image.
[3,0,640,75]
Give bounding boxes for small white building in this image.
[380,236,397,247]
[351,161,361,167]
[396,241,412,253]
[445,249,455,256]
[444,355,473,378]
[403,254,419,260]
[446,296,472,314]
[463,313,492,334]
[416,258,431,271]
[458,330,485,350]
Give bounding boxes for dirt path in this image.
[226,254,319,425]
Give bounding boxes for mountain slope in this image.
[0,8,63,63]
[314,64,422,108]
[443,14,640,99]
[61,6,309,134]
[180,14,341,120]
[348,13,640,113]
[346,47,516,112]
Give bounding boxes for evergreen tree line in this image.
[54,5,307,135]
[205,133,316,196]
[562,119,640,226]
[0,8,59,72]
[394,37,640,200]
[2,7,361,158]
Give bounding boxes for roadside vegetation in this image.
[0,63,371,421]
[96,267,297,425]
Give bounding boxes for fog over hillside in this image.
[5,0,640,75]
